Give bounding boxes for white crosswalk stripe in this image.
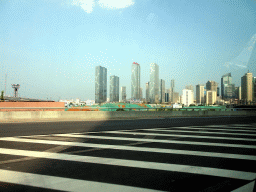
[0,124,255,191]
[105,130,256,141]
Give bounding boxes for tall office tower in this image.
[170,79,175,103]
[146,82,150,103]
[121,86,126,102]
[160,79,165,103]
[149,63,159,103]
[131,62,140,100]
[221,73,235,99]
[182,89,194,107]
[241,72,253,103]
[165,90,169,103]
[206,81,218,97]
[234,87,241,100]
[139,87,143,100]
[206,91,217,105]
[95,66,107,103]
[110,75,119,102]
[196,84,205,104]
[254,77,256,101]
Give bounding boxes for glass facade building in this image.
[131,62,140,100]
[221,73,235,99]
[95,66,107,103]
[196,84,204,104]
[121,86,126,102]
[110,75,119,102]
[149,63,159,103]
[160,79,165,103]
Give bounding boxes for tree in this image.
[0,91,4,101]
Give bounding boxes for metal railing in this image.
[0,107,255,112]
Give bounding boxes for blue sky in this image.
[1,0,256,101]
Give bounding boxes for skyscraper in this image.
[149,63,159,103]
[110,75,119,102]
[221,73,235,99]
[131,62,140,100]
[95,66,107,103]
[241,72,253,103]
[146,82,150,103]
[160,79,165,103]
[140,87,143,100]
[121,86,126,102]
[206,81,218,98]
[196,84,204,104]
[170,79,175,103]
[165,89,169,103]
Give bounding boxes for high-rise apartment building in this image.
[140,87,143,100]
[241,72,253,103]
[146,82,150,103]
[121,86,126,102]
[170,79,175,103]
[221,73,235,99]
[110,75,119,102]
[234,87,241,100]
[182,89,194,107]
[131,62,140,100]
[95,66,107,103]
[206,91,217,105]
[149,63,159,103]
[160,79,165,103]
[196,84,204,104]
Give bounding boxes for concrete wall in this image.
[0,102,65,111]
[0,110,255,122]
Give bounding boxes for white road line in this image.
[142,129,256,136]
[193,125,256,130]
[0,149,255,181]
[228,124,254,127]
[147,127,256,133]
[106,131,256,142]
[1,135,256,150]
[21,134,256,160]
[0,169,157,192]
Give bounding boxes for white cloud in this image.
[98,0,134,9]
[70,0,134,13]
[72,0,95,13]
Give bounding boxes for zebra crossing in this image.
[0,124,256,191]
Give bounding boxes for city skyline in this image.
[1,0,256,101]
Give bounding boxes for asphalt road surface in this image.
[0,116,256,191]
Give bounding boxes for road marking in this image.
[1,136,256,160]
[1,135,256,150]
[0,169,157,192]
[142,129,256,136]
[193,125,256,130]
[106,131,256,142]
[0,149,255,180]
[148,127,256,133]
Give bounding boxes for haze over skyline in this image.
[1,0,256,101]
